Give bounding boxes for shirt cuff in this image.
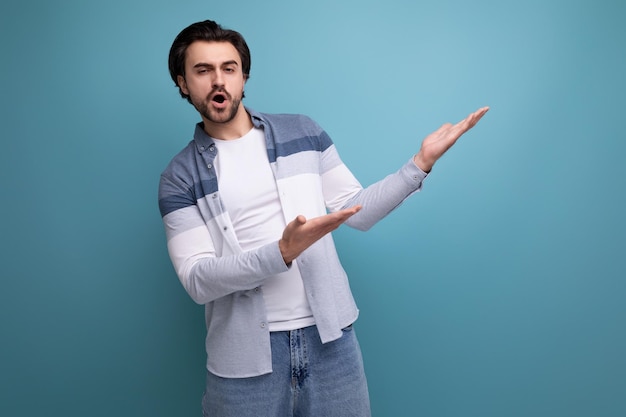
[404,157,429,187]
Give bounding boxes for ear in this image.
[177,75,189,95]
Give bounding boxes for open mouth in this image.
[212,94,226,104]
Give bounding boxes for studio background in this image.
[1,0,624,416]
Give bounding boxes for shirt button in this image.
[200,146,205,151]
[207,164,213,169]
[260,322,266,328]
[209,146,215,152]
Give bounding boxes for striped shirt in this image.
[158,108,427,377]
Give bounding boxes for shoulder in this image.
[248,108,334,151]
[251,110,323,134]
[160,140,197,182]
[260,112,317,125]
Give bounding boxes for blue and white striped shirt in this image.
[158,108,427,377]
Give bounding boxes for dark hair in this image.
[168,20,251,102]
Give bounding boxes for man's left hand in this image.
[413,106,489,173]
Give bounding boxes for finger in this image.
[469,106,489,124]
[284,215,307,235]
[342,205,362,215]
[452,106,489,134]
[467,106,490,124]
[436,122,453,135]
[333,205,362,222]
[310,206,361,232]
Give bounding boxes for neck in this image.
[202,105,254,140]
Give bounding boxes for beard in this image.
[192,88,243,125]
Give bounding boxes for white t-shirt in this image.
[212,127,315,331]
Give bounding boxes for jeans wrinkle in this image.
[290,328,310,391]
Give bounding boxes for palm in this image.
[414,106,489,172]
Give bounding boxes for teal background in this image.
[1,0,625,416]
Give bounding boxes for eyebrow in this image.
[193,60,239,69]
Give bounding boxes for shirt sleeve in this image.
[159,173,289,304]
[320,143,428,231]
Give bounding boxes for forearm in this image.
[162,204,289,304]
[173,239,289,304]
[342,158,427,231]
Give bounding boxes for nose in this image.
[212,70,225,88]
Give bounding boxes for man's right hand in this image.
[279,206,362,265]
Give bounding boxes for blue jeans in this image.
[202,325,371,417]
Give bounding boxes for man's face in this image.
[177,41,247,125]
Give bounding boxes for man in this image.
[159,19,488,417]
